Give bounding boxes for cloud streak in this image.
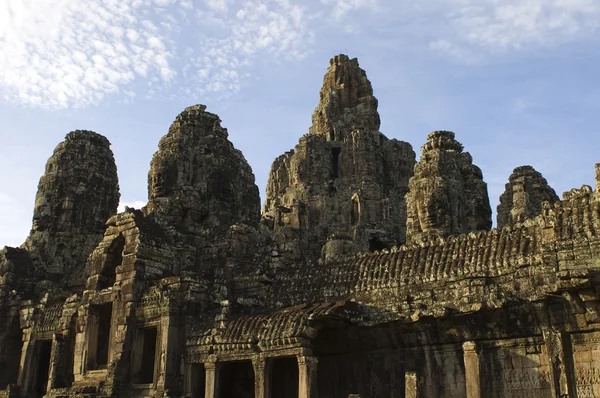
[432,0,600,60]
[0,0,382,108]
[1,0,599,108]
[0,0,177,108]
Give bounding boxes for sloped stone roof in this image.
[191,301,359,351]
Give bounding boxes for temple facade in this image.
[1,55,600,398]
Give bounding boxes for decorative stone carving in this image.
[146,104,260,233]
[406,130,492,243]
[1,54,600,398]
[22,130,119,289]
[497,166,559,229]
[263,54,415,262]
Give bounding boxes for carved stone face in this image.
[418,185,443,231]
[150,159,177,198]
[32,195,52,231]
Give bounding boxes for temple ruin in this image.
[1,54,600,397]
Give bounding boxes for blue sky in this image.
[1,0,599,247]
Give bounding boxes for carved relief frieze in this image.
[576,368,600,397]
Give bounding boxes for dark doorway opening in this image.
[351,196,360,226]
[95,303,112,368]
[190,364,205,398]
[369,237,387,252]
[0,317,23,389]
[99,234,124,290]
[270,357,299,398]
[219,361,254,398]
[54,317,76,388]
[331,148,341,179]
[34,340,52,397]
[139,327,158,384]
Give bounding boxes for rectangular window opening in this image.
[331,148,341,179]
[190,364,205,398]
[87,303,112,371]
[132,326,158,384]
[34,340,52,397]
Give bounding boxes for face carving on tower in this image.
[406,131,491,242]
[150,161,177,198]
[145,105,261,229]
[29,130,120,234]
[32,196,52,232]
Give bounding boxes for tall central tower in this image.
[263,55,416,263]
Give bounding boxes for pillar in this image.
[422,346,439,397]
[158,313,179,392]
[184,363,192,397]
[544,329,576,397]
[17,330,34,393]
[253,357,270,398]
[47,333,62,390]
[204,361,218,398]
[463,341,481,398]
[297,355,318,398]
[405,371,421,398]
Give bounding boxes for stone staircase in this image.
[50,370,111,398]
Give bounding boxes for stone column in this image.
[157,313,180,393]
[463,341,481,398]
[544,329,575,397]
[405,371,421,398]
[47,333,62,390]
[422,346,439,397]
[17,330,34,393]
[297,355,318,398]
[253,357,270,398]
[184,363,192,397]
[204,361,219,398]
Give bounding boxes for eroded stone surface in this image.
[406,130,492,243]
[497,165,559,229]
[22,130,120,289]
[263,55,415,263]
[146,105,260,233]
[1,56,600,398]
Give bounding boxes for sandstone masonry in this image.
[1,55,599,398]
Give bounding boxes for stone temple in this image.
[1,55,600,398]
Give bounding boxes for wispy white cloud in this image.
[320,0,378,19]
[432,0,600,60]
[183,0,315,99]
[0,0,177,109]
[3,0,598,108]
[2,0,356,108]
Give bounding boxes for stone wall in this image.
[497,165,559,229]
[406,131,491,243]
[263,55,415,263]
[1,54,600,398]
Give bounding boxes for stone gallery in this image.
[1,54,600,398]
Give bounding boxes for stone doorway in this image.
[34,340,52,397]
[0,316,23,389]
[87,302,113,370]
[218,361,254,398]
[190,364,205,398]
[270,357,299,398]
[132,326,158,384]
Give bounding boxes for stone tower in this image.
[406,130,491,243]
[263,55,416,262]
[145,104,261,233]
[22,130,120,287]
[497,165,559,229]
